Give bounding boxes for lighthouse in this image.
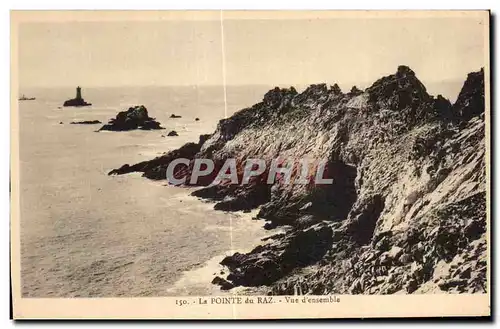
[63,86,91,107]
[76,86,82,100]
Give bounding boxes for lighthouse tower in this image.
[63,85,91,106]
[76,86,82,100]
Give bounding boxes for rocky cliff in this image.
[110,66,487,294]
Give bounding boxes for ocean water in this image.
[17,85,273,297]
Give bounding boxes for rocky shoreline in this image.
[110,66,487,295]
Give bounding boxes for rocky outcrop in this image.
[452,68,485,121]
[349,86,363,96]
[110,66,486,294]
[99,105,163,131]
[109,134,211,179]
[212,276,234,290]
[63,87,91,107]
[63,98,91,107]
[219,223,333,287]
[70,120,102,125]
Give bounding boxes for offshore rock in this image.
[99,105,163,131]
[63,98,92,107]
[63,86,92,107]
[70,120,102,125]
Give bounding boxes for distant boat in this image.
[19,94,36,101]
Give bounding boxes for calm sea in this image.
[17,85,273,297]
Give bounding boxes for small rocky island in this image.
[99,105,163,131]
[63,86,92,107]
[70,120,102,125]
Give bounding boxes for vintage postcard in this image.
[10,10,491,319]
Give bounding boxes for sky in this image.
[16,11,487,99]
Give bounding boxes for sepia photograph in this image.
[10,10,490,319]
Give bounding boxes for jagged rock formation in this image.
[109,134,211,177]
[349,86,363,96]
[99,105,163,131]
[110,66,487,294]
[452,68,485,121]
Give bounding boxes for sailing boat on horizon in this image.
[18,94,36,101]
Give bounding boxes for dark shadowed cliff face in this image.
[110,66,487,294]
[452,68,485,121]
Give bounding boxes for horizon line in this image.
[19,77,466,90]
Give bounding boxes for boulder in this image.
[219,223,333,287]
[211,276,234,290]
